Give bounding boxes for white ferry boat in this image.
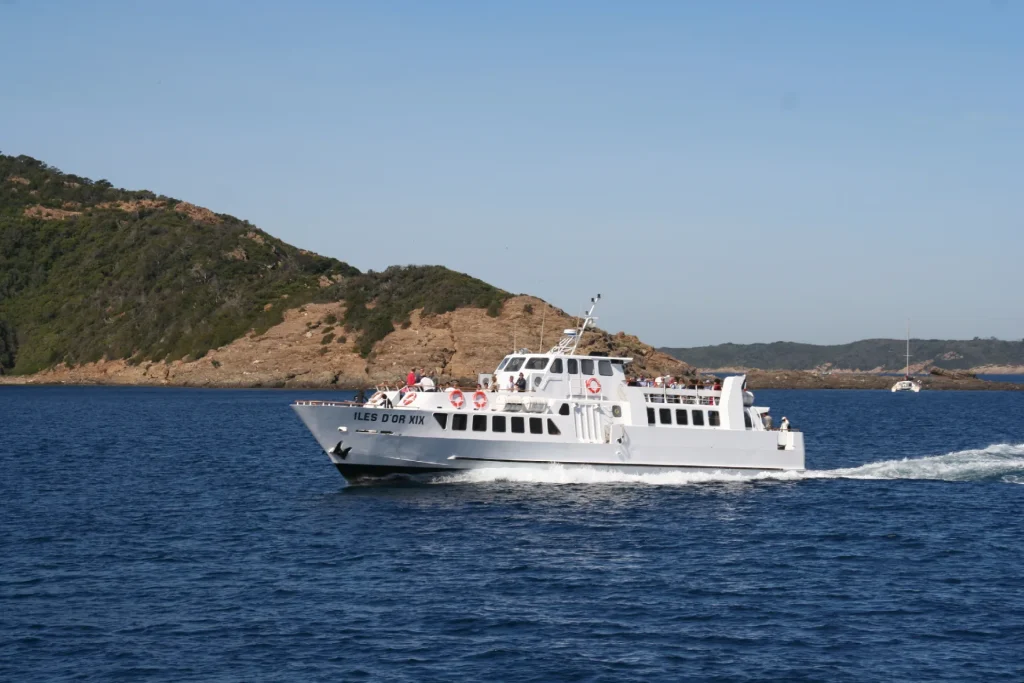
[292,297,805,480]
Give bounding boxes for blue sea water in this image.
[2,386,1023,682]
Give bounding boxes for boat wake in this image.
[435,443,1024,486]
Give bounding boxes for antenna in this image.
[548,294,602,355]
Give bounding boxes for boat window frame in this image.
[691,410,705,427]
[433,413,449,429]
[529,417,543,435]
[708,411,720,427]
[647,407,655,424]
[598,360,613,376]
[511,416,525,434]
[525,357,549,371]
[659,408,672,425]
[452,413,468,431]
[675,409,688,425]
[496,356,511,372]
[567,358,579,374]
[547,419,561,435]
[580,359,595,376]
[505,357,526,372]
[550,358,563,374]
[492,415,507,433]
[472,414,487,432]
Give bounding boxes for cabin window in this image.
[659,408,672,425]
[550,358,563,374]
[496,357,511,372]
[580,359,595,375]
[567,359,579,374]
[547,419,561,435]
[559,403,570,416]
[525,357,549,370]
[529,417,543,434]
[598,360,613,376]
[505,357,526,372]
[692,410,705,427]
[493,415,507,432]
[433,413,448,429]
[708,411,720,427]
[744,411,753,429]
[675,409,688,425]
[452,414,468,431]
[647,407,655,425]
[511,416,525,434]
[472,415,487,432]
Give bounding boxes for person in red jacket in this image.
[406,368,416,387]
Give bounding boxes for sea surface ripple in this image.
[2,386,1023,682]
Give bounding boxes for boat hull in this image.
[293,403,805,481]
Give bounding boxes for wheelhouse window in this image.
[505,357,526,372]
[547,419,561,435]
[559,403,570,416]
[598,360,613,376]
[550,358,563,374]
[525,357,549,371]
[647,407,655,425]
[529,417,543,435]
[691,410,705,427]
[708,411,720,427]
[452,414,468,431]
[567,359,579,374]
[493,415,507,432]
[472,415,487,432]
[496,356,511,372]
[659,408,672,425]
[511,416,525,433]
[434,413,449,429]
[744,411,753,429]
[580,359,595,375]
[675,409,688,425]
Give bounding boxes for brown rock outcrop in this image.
[0,297,691,389]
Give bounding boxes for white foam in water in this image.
[434,443,1024,486]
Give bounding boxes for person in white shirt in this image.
[780,416,790,432]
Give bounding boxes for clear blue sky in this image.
[2,1,1022,346]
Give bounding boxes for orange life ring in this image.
[473,391,488,410]
[586,377,602,394]
[400,391,417,406]
[449,389,465,409]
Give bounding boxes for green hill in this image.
[661,338,1024,372]
[0,153,508,375]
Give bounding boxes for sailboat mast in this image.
[905,321,910,376]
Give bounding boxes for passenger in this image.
[516,372,527,393]
[780,416,791,432]
[414,367,423,384]
[762,412,773,430]
[354,387,366,404]
[507,374,516,391]
[490,375,499,392]
[406,367,416,387]
[420,375,435,392]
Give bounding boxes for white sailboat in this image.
[891,322,921,393]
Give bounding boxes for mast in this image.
[905,320,910,377]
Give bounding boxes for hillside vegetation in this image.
[0,154,508,375]
[661,338,1024,372]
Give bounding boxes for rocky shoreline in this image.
[3,368,1022,392]
[743,370,1024,391]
